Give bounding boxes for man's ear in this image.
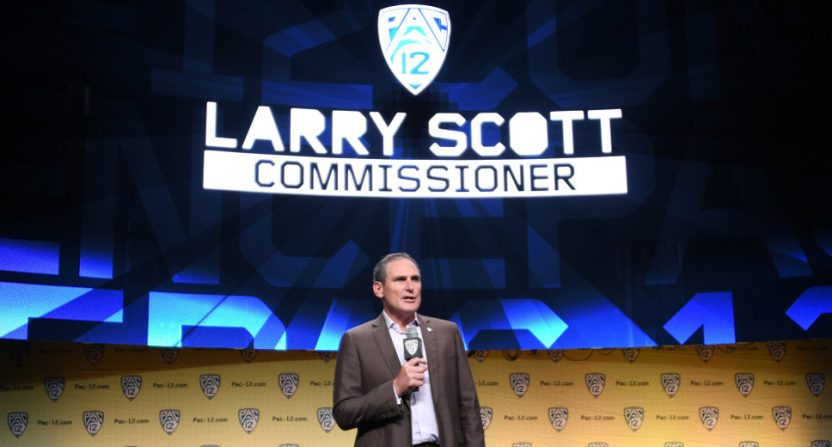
[372,281,384,298]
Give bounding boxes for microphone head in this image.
[403,328,423,360]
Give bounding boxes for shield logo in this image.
[806,373,825,397]
[811,441,831,447]
[509,372,530,397]
[319,352,335,363]
[767,341,786,362]
[548,407,568,432]
[585,373,606,398]
[548,350,564,362]
[84,344,104,365]
[480,407,493,431]
[83,410,104,436]
[404,339,420,357]
[474,350,489,362]
[664,443,684,447]
[241,349,257,363]
[279,373,300,399]
[44,377,65,402]
[238,408,259,434]
[772,406,791,430]
[160,348,179,365]
[317,407,335,432]
[7,412,28,438]
[503,350,522,361]
[660,373,680,397]
[588,444,609,447]
[738,442,759,447]
[9,342,29,367]
[200,374,221,400]
[622,348,639,362]
[624,407,644,431]
[699,406,719,431]
[695,345,714,362]
[120,375,142,401]
[159,409,180,435]
[734,373,754,397]
[377,4,450,95]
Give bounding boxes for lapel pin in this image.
[427,327,432,332]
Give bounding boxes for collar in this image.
[382,310,421,331]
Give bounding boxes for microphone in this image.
[403,327,423,392]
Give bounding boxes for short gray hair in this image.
[373,252,419,282]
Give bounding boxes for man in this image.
[333,253,485,447]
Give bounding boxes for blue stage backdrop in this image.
[1,0,830,350]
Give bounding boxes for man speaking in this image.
[333,253,485,446]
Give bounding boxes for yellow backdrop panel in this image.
[1,340,830,446]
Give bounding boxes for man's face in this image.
[373,258,422,321]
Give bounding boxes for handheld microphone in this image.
[403,327,423,392]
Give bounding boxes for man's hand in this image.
[393,357,427,397]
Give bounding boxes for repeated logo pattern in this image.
[664,443,684,447]
[159,409,180,435]
[241,349,257,363]
[121,375,142,401]
[548,407,568,432]
[547,350,563,362]
[587,443,609,447]
[660,372,680,397]
[696,345,714,362]
[738,442,759,447]
[160,348,179,365]
[509,372,530,397]
[317,407,334,433]
[585,373,605,398]
[624,407,644,431]
[7,412,28,438]
[734,373,754,397]
[480,407,493,431]
[812,441,832,447]
[806,373,825,397]
[238,408,259,434]
[474,350,489,362]
[279,372,300,399]
[84,344,104,365]
[767,342,786,362]
[9,342,29,366]
[772,405,791,430]
[622,348,639,363]
[44,377,65,402]
[699,406,719,431]
[83,410,104,437]
[200,373,221,400]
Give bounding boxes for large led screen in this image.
[2,0,830,350]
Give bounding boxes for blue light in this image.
[664,291,735,345]
[0,238,60,275]
[147,292,286,349]
[786,286,832,331]
[0,282,123,339]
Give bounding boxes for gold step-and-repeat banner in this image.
[1,339,830,446]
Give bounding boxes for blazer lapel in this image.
[371,314,402,378]
[422,316,442,400]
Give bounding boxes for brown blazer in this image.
[333,314,485,447]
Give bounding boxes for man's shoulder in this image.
[421,315,459,332]
[343,316,382,337]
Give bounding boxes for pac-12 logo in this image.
[378,4,450,95]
